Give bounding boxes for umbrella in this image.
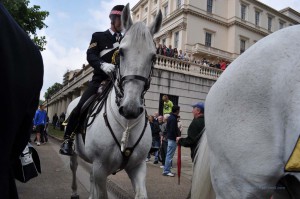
[177,143,181,185]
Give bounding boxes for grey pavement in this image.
[16,135,193,199]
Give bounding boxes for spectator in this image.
[162,45,167,56]
[163,105,180,177]
[220,60,227,70]
[173,48,178,58]
[52,113,58,129]
[156,44,163,55]
[153,112,159,122]
[159,114,169,169]
[162,95,173,115]
[166,45,172,57]
[59,112,65,131]
[178,49,184,59]
[33,105,47,146]
[176,102,205,162]
[146,115,161,164]
[177,116,183,135]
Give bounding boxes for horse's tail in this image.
[75,133,92,163]
[191,130,215,199]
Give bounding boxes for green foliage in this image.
[2,0,49,51]
[44,83,63,99]
[39,99,44,105]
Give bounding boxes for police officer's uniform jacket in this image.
[87,29,121,84]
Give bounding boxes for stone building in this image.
[45,0,299,135]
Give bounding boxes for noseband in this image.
[111,50,155,106]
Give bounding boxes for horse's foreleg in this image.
[126,162,148,199]
[89,162,108,199]
[70,154,79,199]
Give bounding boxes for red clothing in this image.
[220,62,226,70]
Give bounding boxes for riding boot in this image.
[59,135,75,156]
[59,108,79,156]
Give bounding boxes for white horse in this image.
[67,4,162,199]
[191,25,300,199]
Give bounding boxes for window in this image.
[145,7,148,12]
[279,21,284,29]
[158,93,179,116]
[205,32,212,47]
[255,11,260,26]
[162,38,166,46]
[174,31,179,48]
[163,4,168,17]
[240,39,246,54]
[207,0,213,13]
[153,0,157,4]
[268,16,272,31]
[241,4,246,20]
[176,0,181,9]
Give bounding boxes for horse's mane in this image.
[126,22,154,49]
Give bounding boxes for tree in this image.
[44,83,63,99]
[2,0,49,51]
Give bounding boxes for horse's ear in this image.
[149,10,162,36]
[122,3,133,31]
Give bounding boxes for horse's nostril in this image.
[139,107,144,114]
[119,106,124,115]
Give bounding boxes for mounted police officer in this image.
[59,5,125,156]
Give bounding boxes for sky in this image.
[28,0,300,100]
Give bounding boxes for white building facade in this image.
[45,1,300,135]
[132,0,300,63]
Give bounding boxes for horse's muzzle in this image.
[119,106,144,119]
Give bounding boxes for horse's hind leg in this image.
[70,154,79,199]
[126,162,148,199]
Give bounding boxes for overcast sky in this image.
[28,0,300,100]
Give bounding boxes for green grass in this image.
[48,125,64,140]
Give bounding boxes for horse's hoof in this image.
[71,194,79,199]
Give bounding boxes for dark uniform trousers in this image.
[64,29,121,138]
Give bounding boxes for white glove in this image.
[100,62,115,74]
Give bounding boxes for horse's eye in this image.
[119,48,124,57]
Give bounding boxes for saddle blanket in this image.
[285,136,300,172]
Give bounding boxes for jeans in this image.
[147,138,160,161]
[161,140,168,165]
[163,139,177,174]
[153,138,160,161]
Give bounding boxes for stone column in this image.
[66,94,72,109]
[80,85,87,96]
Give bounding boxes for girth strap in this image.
[103,100,148,174]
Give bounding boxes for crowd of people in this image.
[156,44,230,70]
[146,95,205,177]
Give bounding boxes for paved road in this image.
[16,135,193,199]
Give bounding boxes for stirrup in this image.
[62,120,68,126]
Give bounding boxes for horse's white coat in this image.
[68,4,162,199]
[192,25,300,199]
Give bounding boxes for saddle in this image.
[63,79,112,137]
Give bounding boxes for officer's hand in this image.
[100,62,115,74]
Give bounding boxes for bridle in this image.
[110,49,156,106]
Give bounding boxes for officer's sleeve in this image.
[86,33,104,71]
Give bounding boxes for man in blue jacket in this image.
[33,105,47,146]
[163,105,180,177]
